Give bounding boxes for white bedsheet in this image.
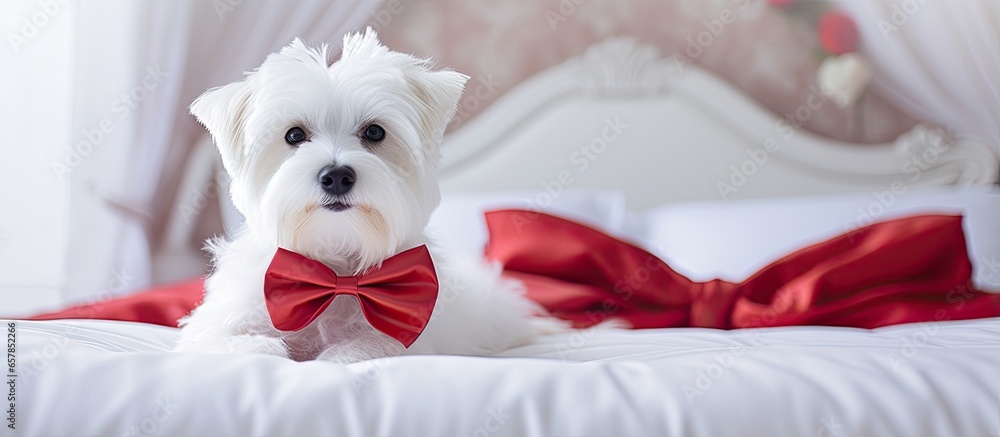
[9,318,1000,437]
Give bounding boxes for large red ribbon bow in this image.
[485,210,1000,329]
[263,245,438,348]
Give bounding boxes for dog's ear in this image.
[341,27,469,143]
[405,68,469,142]
[190,79,252,176]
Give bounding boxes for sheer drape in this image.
[833,0,999,151]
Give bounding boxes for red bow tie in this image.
[263,245,438,348]
[485,210,1000,330]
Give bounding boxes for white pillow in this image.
[636,185,1000,290]
[429,189,626,259]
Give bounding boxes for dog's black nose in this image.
[317,165,356,196]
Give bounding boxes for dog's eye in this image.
[285,127,308,146]
[363,124,385,143]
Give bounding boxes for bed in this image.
[9,38,1000,436]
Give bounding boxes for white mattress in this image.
[11,318,1000,436]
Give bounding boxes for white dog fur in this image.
[173,29,552,363]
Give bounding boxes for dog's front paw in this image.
[315,339,404,364]
[222,335,290,357]
[174,334,290,358]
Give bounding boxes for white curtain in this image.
[833,0,1000,153]
[53,0,383,304]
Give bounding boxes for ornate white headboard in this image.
[439,39,998,209]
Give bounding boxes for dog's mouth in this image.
[321,201,352,212]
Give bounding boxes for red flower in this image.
[819,11,860,55]
[769,0,798,7]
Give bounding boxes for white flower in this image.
[817,53,872,108]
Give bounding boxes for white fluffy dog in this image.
[174,29,548,363]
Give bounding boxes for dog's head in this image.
[191,29,467,271]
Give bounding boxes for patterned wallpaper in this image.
[376,0,917,144]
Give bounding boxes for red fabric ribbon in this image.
[263,245,438,348]
[23,212,1000,333]
[484,210,1000,329]
[25,278,204,327]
